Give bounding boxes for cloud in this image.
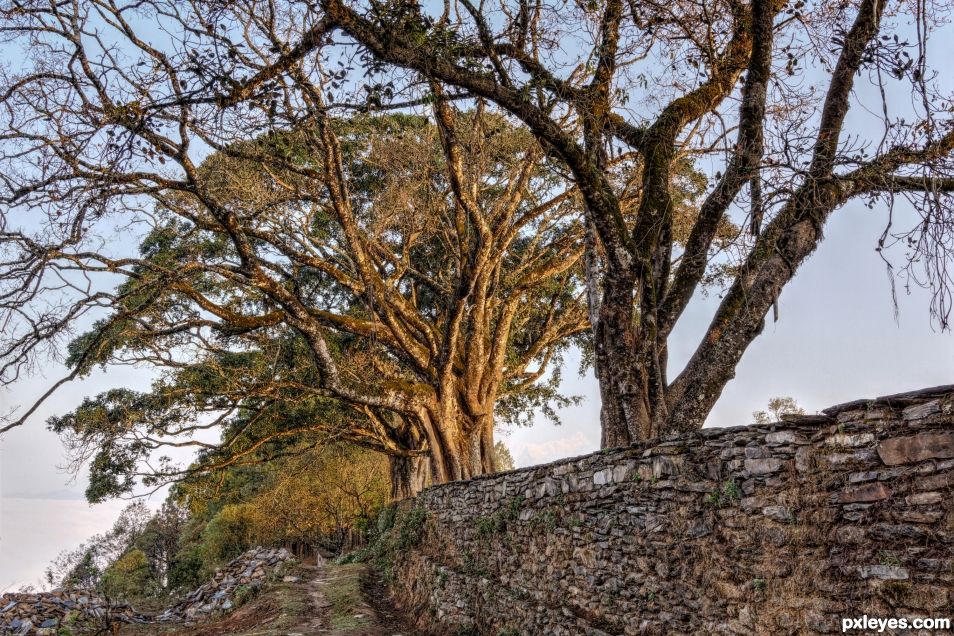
[516,432,596,467]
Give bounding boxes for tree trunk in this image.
[388,454,431,500]
[592,267,653,448]
[393,394,497,498]
[386,415,432,500]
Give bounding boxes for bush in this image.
[200,503,258,567]
[340,503,428,580]
[100,549,157,600]
[167,543,204,592]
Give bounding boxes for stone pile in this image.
[153,547,293,622]
[1,547,293,634]
[0,590,142,635]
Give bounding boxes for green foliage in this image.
[45,502,193,603]
[233,583,259,607]
[753,396,805,425]
[529,510,559,532]
[494,441,516,472]
[341,504,428,580]
[60,550,101,590]
[474,513,507,538]
[167,543,204,593]
[706,479,742,507]
[100,549,158,600]
[879,550,902,567]
[199,504,258,566]
[47,110,590,503]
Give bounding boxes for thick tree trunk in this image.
[388,454,431,500]
[592,267,653,448]
[392,393,497,498]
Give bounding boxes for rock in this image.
[744,446,770,459]
[3,546,297,633]
[906,491,943,505]
[918,470,954,490]
[836,482,892,503]
[795,446,814,472]
[866,523,927,541]
[652,456,681,478]
[902,400,941,420]
[744,458,784,475]
[824,433,875,448]
[765,431,807,445]
[152,547,293,623]
[877,433,954,465]
[858,565,909,580]
[592,469,612,486]
[762,506,794,523]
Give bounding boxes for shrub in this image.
[100,549,158,600]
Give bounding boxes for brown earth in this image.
[118,563,419,636]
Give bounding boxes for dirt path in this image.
[118,562,418,636]
[302,563,413,636]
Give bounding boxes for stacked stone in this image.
[153,547,293,622]
[385,384,954,635]
[0,590,142,635]
[1,547,292,634]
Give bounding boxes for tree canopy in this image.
[1,0,951,485]
[307,0,953,443]
[23,109,592,496]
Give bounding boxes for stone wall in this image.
[386,386,954,635]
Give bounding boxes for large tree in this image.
[2,0,950,466]
[0,1,733,494]
[311,0,953,444]
[2,96,590,495]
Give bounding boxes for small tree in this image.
[753,396,805,425]
[493,441,516,472]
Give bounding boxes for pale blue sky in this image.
[2,0,953,592]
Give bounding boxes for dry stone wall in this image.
[387,385,954,635]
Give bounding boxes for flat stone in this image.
[652,455,681,478]
[744,458,784,475]
[821,450,877,466]
[537,478,560,498]
[919,470,954,490]
[906,491,943,505]
[898,509,943,523]
[878,433,954,465]
[836,482,892,503]
[833,526,865,544]
[902,400,941,420]
[612,462,637,484]
[867,523,927,541]
[762,506,794,523]
[847,470,879,484]
[744,446,770,459]
[592,468,612,486]
[858,565,909,580]
[825,433,875,448]
[835,409,865,422]
[765,431,807,445]
[795,446,814,472]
